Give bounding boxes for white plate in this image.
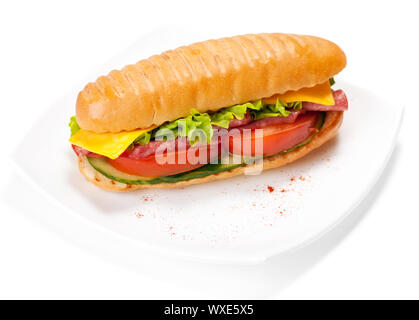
[12,28,402,265]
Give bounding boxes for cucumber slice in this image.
[87,156,243,185]
[87,157,154,184]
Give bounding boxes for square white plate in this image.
[12,28,402,265]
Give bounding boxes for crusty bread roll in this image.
[76,33,346,133]
[78,111,343,192]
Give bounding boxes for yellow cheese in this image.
[262,81,335,106]
[69,126,155,159]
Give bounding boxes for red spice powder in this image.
[142,195,153,202]
[280,189,287,193]
[135,212,144,219]
[267,185,275,193]
[169,226,176,237]
[290,177,295,182]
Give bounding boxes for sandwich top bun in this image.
[76,33,346,133]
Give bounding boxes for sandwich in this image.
[69,33,348,192]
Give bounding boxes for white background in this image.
[0,0,418,299]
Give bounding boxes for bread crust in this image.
[77,111,343,192]
[76,34,346,133]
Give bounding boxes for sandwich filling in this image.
[69,80,348,184]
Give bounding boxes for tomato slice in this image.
[108,143,219,177]
[228,112,320,157]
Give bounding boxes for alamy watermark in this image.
[153,126,264,175]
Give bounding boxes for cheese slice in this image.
[262,81,335,106]
[69,126,155,159]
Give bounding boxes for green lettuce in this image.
[153,109,213,145]
[69,116,80,137]
[133,131,152,145]
[210,100,263,128]
[251,98,289,120]
[288,101,303,110]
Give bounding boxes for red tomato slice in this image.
[228,112,320,157]
[108,143,219,177]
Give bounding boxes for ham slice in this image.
[72,145,103,158]
[303,90,348,111]
[119,140,167,159]
[212,112,253,130]
[119,137,221,160]
[234,110,303,130]
[228,112,253,128]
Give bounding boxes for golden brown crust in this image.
[78,111,344,192]
[76,33,346,132]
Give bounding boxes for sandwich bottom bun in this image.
[78,111,344,192]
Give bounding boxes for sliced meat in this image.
[72,145,103,158]
[119,136,222,160]
[212,112,253,130]
[228,112,253,128]
[303,90,348,111]
[234,110,303,130]
[120,140,167,159]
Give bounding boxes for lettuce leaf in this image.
[252,98,290,120]
[133,131,151,145]
[69,116,80,137]
[288,101,303,110]
[210,100,263,128]
[153,109,213,145]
